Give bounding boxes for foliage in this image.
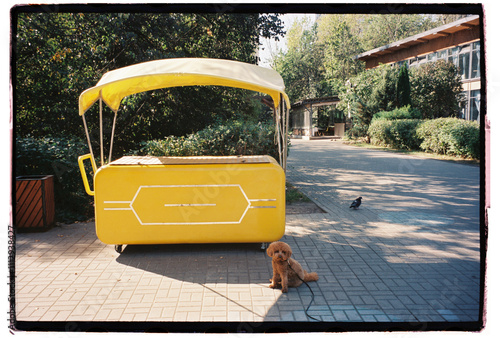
[396,63,411,107]
[410,60,465,119]
[368,119,422,150]
[15,136,94,222]
[339,64,399,138]
[15,11,285,144]
[373,105,422,120]
[273,19,328,104]
[358,14,438,51]
[317,17,364,91]
[137,119,284,162]
[416,118,480,158]
[272,13,446,105]
[285,182,311,204]
[367,117,480,159]
[341,58,464,139]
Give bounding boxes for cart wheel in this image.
[260,242,269,251]
[115,245,123,254]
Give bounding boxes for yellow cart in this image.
[77,58,290,253]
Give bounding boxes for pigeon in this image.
[349,197,362,209]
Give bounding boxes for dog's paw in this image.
[281,287,288,293]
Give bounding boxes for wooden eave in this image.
[356,15,480,62]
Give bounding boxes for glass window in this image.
[448,55,458,67]
[472,41,481,50]
[427,52,437,62]
[470,90,481,121]
[459,91,468,119]
[471,49,480,79]
[449,47,459,56]
[460,44,471,53]
[437,50,447,59]
[459,52,470,80]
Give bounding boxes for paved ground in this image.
[14,139,482,331]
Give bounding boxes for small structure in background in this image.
[290,96,342,139]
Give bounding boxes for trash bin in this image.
[15,175,55,232]
[334,123,345,137]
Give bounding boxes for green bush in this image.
[368,119,422,150]
[138,120,284,161]
[373,105,422,120]
[15,136,94,222]
[416,118,480,158]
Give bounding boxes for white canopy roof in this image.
[78,58,290,115]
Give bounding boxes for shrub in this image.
[416,118,480,159]
[410,60,465,119]
[373,105,422,121]
[368,119,422,150]
[138,120,284,161]
[15,136,94,222]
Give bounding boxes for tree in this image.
[410,60,465,118]
[396,63,411,107]
[317,16,364,92]
[14,11,285,154]
[273,18,327,103]
[359,14,437,51]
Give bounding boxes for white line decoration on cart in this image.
[103,184,276,225]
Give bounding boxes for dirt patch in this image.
[286,201,326,215]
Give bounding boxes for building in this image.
[355,15,481,121]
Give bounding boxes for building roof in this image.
[292,96,340,109]
[355,15,480,63]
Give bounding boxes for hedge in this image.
[368,119,422,150]
[138,119,284,161]
[372,105,422,120]
[416,118,480,159]
[368,117,480,159]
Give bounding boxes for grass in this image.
[285,182,311,204]
[344,139,480,166]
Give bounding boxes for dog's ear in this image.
[266,242,275,257]
[283,243,292,259]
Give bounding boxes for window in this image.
[437,50,447,60]
[459,52,470,80]
[459,91,468,119]
[469,90,480,121]
[471,42,481,79]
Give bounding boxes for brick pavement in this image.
[14,139,482,331]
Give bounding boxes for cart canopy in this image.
[79,58,290,115]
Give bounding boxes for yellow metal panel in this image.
[93,155,285,245]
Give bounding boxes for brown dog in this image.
[267,241,319,293]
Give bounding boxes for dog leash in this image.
[287,260,321,322]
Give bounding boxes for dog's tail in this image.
[303,271,319,282]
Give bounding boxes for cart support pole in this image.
[81,114,95,162]
[274,106,282,168]
[99,96,104,166]
[282,95,288,172]
[108,110,118,163]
